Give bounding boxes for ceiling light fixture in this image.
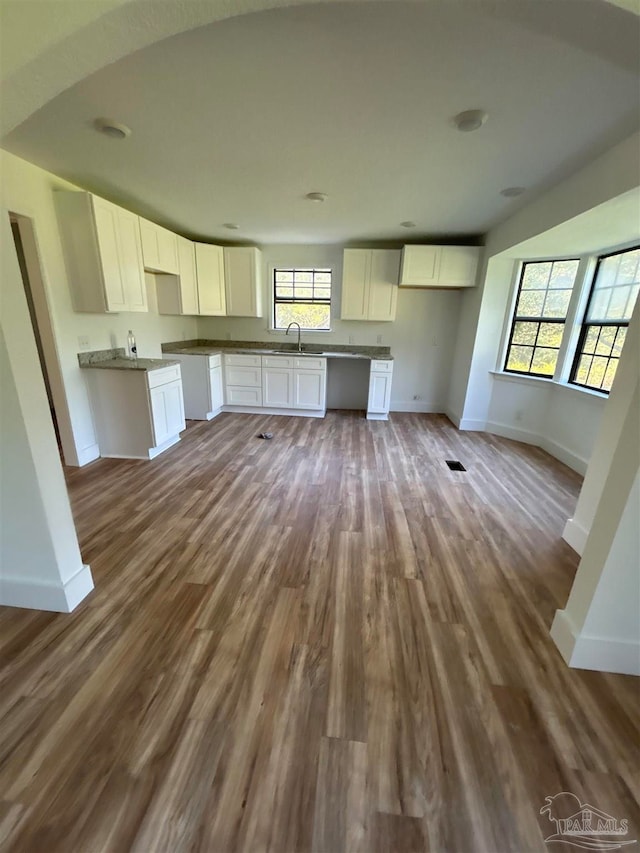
[451,109,488,133]
[500,186,526,198]
[305,192,327,203]
[94,118,131,139]
[400,221,416,228]
[223,223,240,230]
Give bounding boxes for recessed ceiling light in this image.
[500,186,526,198]
[451,109,488,133]
[400,221,416,228]
[305,192,327,203]
[94,118,131,139]
[223,223,239,230]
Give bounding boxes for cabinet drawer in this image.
[148,364,182,388]
[225,365,261,387]
[370,359,393,373]
[262,355,295,369]
[295,357,326,371]
[226,385,263,406]
[208,354,222,368]
[224,353,261,367]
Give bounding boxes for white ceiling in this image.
[3,1,639,244]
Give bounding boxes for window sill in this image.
[489,370,608,402]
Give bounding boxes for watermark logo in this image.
[540,792,636,850]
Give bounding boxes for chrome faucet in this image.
[286,321,302,352]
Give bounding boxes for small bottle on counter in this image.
[127,330,138,359]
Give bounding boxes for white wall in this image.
[486,375,606,475]
[196,244,462,413]
[0,212,93,612]
[0,150,199,466]
[449,130,640,430]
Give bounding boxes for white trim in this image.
[223,405,325,418]
[77,442,100,466]
[444,407,461,428]
[366,412,388,421]
[550,608,578,664]
[0,563,94,612]
[562,517,590,555]
[485,420,540,446]
[539,436,588,475]
[389,400,444,413]
[457,417,487,431]
[570,633,640,677]
[550,608,640,676]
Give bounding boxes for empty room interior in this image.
[1,0,639,850]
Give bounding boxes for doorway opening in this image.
[8,212,70,462]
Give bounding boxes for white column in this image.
[0,211,93,611]
[551,301,640,675]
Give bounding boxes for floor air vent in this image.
[446,460,466,472]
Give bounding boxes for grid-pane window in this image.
[570,247,639,393]
[273,268,331,331]
[504,259,580,377]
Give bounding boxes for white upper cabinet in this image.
[195,243,226,315]
[56,192,148,313]
[368,250,400,321]
[399,245,480,288]
[139,217,179,274]
[438,246,480,288]
[223,247,263,317]
[341,249,399,321]
[156,236,200,316]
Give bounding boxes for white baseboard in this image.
[550,609,577,664]
[444,408,461,428]
[551,609,640,676]
[458,417,488,431]
[484,422,588,475]
[77,443,100,467]
[485,420,540,446]
[390,401,444,413]
[540,437,588,475]
[562,517,590,555]
[0,563,94,613]
[366,412,388,421]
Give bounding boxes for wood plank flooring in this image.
[1,412,638,852]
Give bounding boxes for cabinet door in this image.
[177,237,199,314]
[341,249,370,320]
[92,197,127,311]
[116,208,148,312]
[263,368,293,407]
[195,244,226,315]
[224,247,262,317]
[399,245,441,287]
[294,369,326,410]
[139,218,160,270]
[368,250,399,321]
[367,371,392,414]
[224,365,261,386]
[438,246,479,288]
[209,365,224,412]
[157,227,179,274]
[150,380,185,446]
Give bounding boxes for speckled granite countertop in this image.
[78,348,180,371]
[161,339,393,360]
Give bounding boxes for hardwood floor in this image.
[1,412,638,852]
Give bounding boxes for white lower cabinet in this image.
[263,367,294,407]
[367,359,393,419]
[86,363,185,459]
[294,369,326,410]
[168,353,223,420]
[150,380,185,446]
